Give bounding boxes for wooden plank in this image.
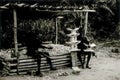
[10,63,70,73]
[4,53,70,61]
[36,9,96,13]
[8,57,71,67]
[8,61,47,66]
[84,12,88,36]
[18,62,37,66]
[18,60,69,68]
[19,59,43,63]
[19,58,70,66]
[3,53,70,61]
[13,8,19,75]
[52,58,70,62]
[2,53,72,75]
[9,72,27,76]
[10,68,50,74]
[18,56,70,63]
[55,18,58,44]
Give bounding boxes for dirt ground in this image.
[0,42,120,80]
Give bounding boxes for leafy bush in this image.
[17,19,56,44]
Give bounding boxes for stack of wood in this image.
[0,53,71,75]
[0,44,74,75]
[0,44,83,75]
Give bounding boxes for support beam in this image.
[80,12,83,28]
[36,9,95,13]
[55,18,58,44]
[0,11,2,49]
[84,12,88,36]
[13,9,19,75]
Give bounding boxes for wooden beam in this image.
[36,9,96,13]
[80,12,83,28]
[17,3,26,7]
[84,12,88,36]
[0,6,8,9]
[0,11,2,49]
[13,9,19,75]
[55,18,58,44]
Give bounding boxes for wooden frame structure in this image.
[0,3,95,75]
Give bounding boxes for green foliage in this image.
[89,0,117,39]
[17,19,56,44]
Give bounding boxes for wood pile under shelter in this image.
[0,44,76,75]
[0,1,95,75]
[0,52,71,75]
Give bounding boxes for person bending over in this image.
[25,31,56,76]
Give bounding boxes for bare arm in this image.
[39,44,53,49]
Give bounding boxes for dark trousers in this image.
[77,51,92,68]
[35,51,54,74]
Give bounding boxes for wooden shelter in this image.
[0,1,95,75]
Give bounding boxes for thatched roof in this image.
[0,0,93,2]
[0,0,95,5]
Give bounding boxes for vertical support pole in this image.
[55,18,58,44]
[80,12,84,37]
[80,12,83,28]
[71,51,78,67]
[13,9,19,75]
[84,12,88,36]
[0,11,2,49]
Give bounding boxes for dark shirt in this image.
[77,36,90,50]
[25,32,45,57]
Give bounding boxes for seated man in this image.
[77,36,96,69]
[25,31,56,76]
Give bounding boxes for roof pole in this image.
[84,12,88,36]
[0,11,2,49]
[55,18,58,44]
[13,8,19,75]
[80,12,83,28]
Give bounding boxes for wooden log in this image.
[52,58,70,62]
[6,56,71,67]
[13,8,19,75]
[4,53,70,61]
[9,72,27,76]
[36,9,96,13]
[5,58,72,68]
[19,58,70,66]
[9,62,70,73]
[1,52,73,75]
[3,54,70,62]
[10,68,50,75]
[55,18,58,44]
[7,58,71,71]
[84,12,88,36]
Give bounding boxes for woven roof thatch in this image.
[0,0,96,5]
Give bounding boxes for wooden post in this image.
[13,9,19,75]
[55,18,58,44]
[80,12,84,37]
[80,12,83,28]
[0,11,2,49]
[84,12,88,36]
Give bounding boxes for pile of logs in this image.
[0,53,71,75]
